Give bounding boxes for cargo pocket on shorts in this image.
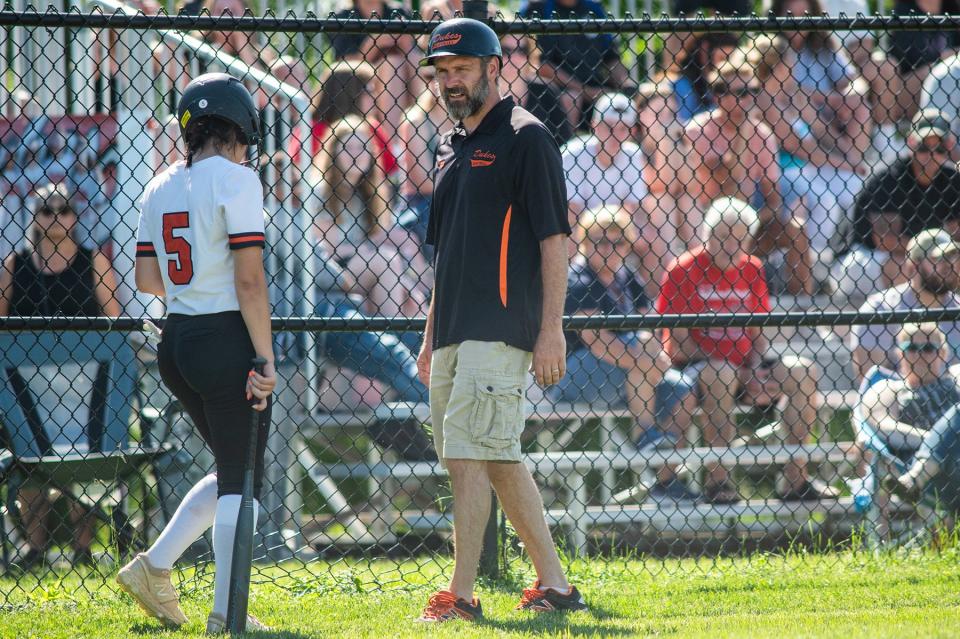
[470,379,524,449]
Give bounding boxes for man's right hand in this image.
[417,343,432,387]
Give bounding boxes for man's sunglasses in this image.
[916,145,950,156]
[714,85,759,98]
[899,341,941,353]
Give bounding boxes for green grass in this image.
[2,549,960,638]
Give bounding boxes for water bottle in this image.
[849,466,875,514]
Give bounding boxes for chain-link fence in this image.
[2,4,960,602]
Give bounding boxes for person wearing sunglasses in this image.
[550,206,699,502]
[861,323,960,459]
[852,229,960,381]
[849,110,960,253]
[0,183,120,570]
[562,92,669,300]
[683,59,815,297]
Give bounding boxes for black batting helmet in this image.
[176,73,261,147]
[420,17,502,67]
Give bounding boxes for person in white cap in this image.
[560,92,670,299]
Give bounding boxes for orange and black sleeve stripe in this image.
[228,232,266,250]
[136,241,157,257]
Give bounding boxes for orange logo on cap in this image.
[470,149,496,168]
[433,32,463,48]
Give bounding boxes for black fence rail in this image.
[1,7,960,605]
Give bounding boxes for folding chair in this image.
[0,331,163,567]
[851,365,941,547]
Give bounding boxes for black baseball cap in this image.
[421,17,502,67]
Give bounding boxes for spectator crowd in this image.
[4,0,960,532]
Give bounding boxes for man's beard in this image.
[919,269,958,296]
[441,73,490,121]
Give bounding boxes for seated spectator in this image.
[310,114,423,321]
[811,0,907,128]
[921,52,960,148]
[658,33,738,126]
[683,60,813,295]
[519,0,632,131]
[312,243,434,460]
[562,93,669,299]
[885,405,960,515]
[398,64,447,246]
[656,198,830,504]
[548,206,698,502]
[831,211,911,299]
[801,79,872,269]
[861,323,959,460]
[773,0,856,98]
[0,183,120,569]
[749,34,818,294]
[500,35,573,146]
[852,229,960,380]
[307,61,399,180]
[330,0,420,141]
[889,0,960,119]
[849,110,960,253]
[635,82,689,255]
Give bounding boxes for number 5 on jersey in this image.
[163,211,194,285]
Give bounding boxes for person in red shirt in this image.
[656,197,834,504]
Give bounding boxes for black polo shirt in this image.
[851,156,960,250]
[426,96,571,352]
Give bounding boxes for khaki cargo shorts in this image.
[429,340,532,467]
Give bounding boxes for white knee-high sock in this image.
[145,474,218,570]
[211,495,259,618]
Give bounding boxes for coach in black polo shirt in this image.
[850,110,960,251]
[414,18,586,623]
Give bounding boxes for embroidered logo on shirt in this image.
[470,149,496,168]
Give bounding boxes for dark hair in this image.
[313,62,375,124]
[183,116,246,167]
[770,0,836,52]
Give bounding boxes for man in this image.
[922,53,960,146]
[415,18,586,622]
[850,110,960,251]
[656,198,829,504]
[519,0,632,131]
[831,210,911,300]
[861,323,960,459]
[864,324,960,516]
[550,205,698,502]
[851,229,960,381]
[561,92,669,298]
[683,59,813,296]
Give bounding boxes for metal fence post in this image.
[463,0,488,19]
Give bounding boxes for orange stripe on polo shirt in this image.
[499,206,512,308]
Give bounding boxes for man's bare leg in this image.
[487,462,567,590]
[446,459,493,601]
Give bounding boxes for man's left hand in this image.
[533,327,567,387]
